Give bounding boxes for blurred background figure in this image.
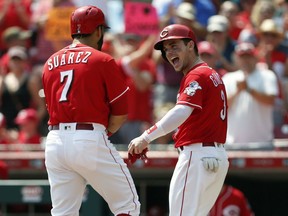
[14,108,42,145]
[174,2,207,41]
[0,26,32,75]
[110,34,156,144]
[222,42,278,147]
[256,18,287,129]
[0,0,32,56]
[30,0,75,66]
[209,184,255,216]
[206,14,238,72]
[198,40,227,77]
[238,0,276,45]
[0,46,46,132]
[0,46,31,129]
[219,1,243,41]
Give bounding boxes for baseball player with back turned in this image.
[128,24,230,216]
[42,6,140,216]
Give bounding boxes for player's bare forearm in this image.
[107,114,127,134]
[128,136,149,155]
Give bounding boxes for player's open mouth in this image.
[171,57,180,66]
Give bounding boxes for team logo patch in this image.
[184,81,202,96]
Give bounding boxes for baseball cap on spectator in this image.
[2,26,32,43]
[15,108,38,125]
[176,2,196,21]
[235,42,256,56]
[198,41,217,55]
[207,15,229,33]
[259,19,284,38]
[7,46,28,60]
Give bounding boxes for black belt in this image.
[49,123,94,130]
[179,142,216,150]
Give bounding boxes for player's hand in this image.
[128,136,149,155]
[201,157,220,172]
[128,136,149,164]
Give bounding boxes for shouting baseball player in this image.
[42,6,140,216]
[128,24,229,215]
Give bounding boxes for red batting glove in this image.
[128,148,148,165]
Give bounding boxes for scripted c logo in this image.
[160,29,168,38]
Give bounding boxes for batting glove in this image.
[201,157,220,172]
[128,148,148,165]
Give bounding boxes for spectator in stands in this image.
[256,19,287,127]
[238,0,276,45]
[151,0,180,28]
[0,26,32,75]
[219,1,243,41]
[30,0,75,65]
[198,40,227,77]
[206,15,238,72]
[238,0,256,27]
[250,0,276,32]
[174,2,207,41]
[0,46,46,131]
[0,46,31,129]
[222,42,278,146]
[0,0,32,56]
[209,184,254,216]
[111,34,157,144]
[256,19,286,79]
[189,0,218,27]
[14,108,42,145]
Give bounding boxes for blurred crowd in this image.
[0,0,287,150]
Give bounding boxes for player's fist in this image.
[128,136,149,155]
[201,157,220,172]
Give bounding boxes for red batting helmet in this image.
[154,24,197,50]
[70,5,109,36]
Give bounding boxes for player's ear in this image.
[187,40,194,50]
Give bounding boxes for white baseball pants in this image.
[169,143,229,216]
[45,123,140,216]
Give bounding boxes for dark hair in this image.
[183,38,199,55]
